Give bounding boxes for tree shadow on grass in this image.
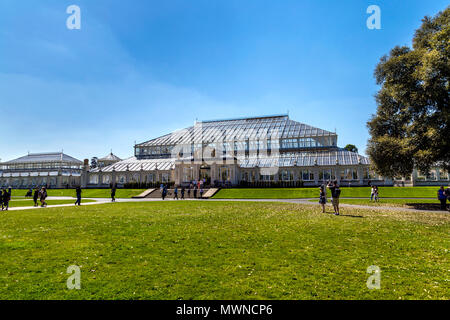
[405,203,449,212]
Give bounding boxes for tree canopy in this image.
[367,7,450,178]
[344,144,358,153]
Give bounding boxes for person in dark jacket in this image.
[162,185,167,200]
[39,187,47,207]
[327,180,341,215]
[181,187,185,200]
[75,186,82,206]
[438,186,447,211]
[2,189,11,211]
[0,189,3,210]
[33,187,39,207]
[111,187,116,202]
[193,186,197,199]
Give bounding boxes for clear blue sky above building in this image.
[0,0,448,161]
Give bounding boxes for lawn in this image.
[0,201,448,300]
[6,199,96,208]
[10,189,146,199]
[214,187,441,199]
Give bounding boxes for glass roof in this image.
[91,149,369,173]
[2,152,83,164]
[136,115,337,147]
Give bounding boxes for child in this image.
[319,185,327,213]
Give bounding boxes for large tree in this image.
[367,7,449,178]
[344,144,358,153]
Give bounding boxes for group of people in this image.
[318,180,342,215]
[0,188,11,211]
[73,186,116,206]
[370,185,379,202]
[32,187,48,207]
[160,181,206,200]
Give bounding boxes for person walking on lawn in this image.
[370,185,376,201]
[2,189,10,211]
[162,185,167,200]
[39,187,48,207]
[174,186,179,200]
[438,186,447,211]
[33,187,39,207]
[319,185,327,213]
[181,187,185,200]
[111,187,116,202]
[374,186,379,202]
[327,180,341,215]
[75,186,82,206]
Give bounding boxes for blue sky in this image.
[0,0,448,161]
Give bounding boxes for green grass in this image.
[0,201,448,300]
[6,199,95,208]
[308,198,439,208]
[214,187,441,199]
[10,189,146,199]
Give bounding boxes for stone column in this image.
[111,168,117,188]
[335,165,341,184]
[57,169,62,188]
[313,167,319,185]
[97,170,103,188]
[357,166,364,185]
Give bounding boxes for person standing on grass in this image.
[319,185,327,213]
[75,186,82,206]
[199,187,204,199]
[374,186,379,202]
[438,186,447,211]
[370,185,376,201]
[111,187,116,202]
[0,189,3,211]
[2,189,10,211]
[174,186,178,200]
[181,187,185,200]
[33,187,39,207]
[187,186,191,198]
[445,185,450,209]
[39,187,48,207]
[327,180,341,215]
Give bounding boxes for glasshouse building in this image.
[86,115,378,188]
[0,152,84,188]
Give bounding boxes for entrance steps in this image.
[201,188,220,198]
[132,188,156,199]
[145,188,220,199]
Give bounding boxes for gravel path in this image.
[3,196,448,214]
